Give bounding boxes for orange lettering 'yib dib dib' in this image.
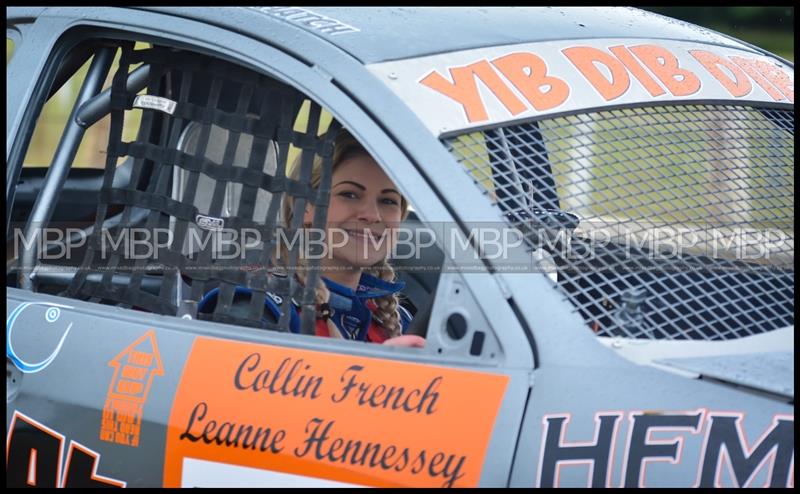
[608,45,666,97]
[730,56,793,102]
[563,44,703,100]
[627,44,701,97]
[420,60,527,122]
[419,55,570,124]
[689,50,752,98]
[490,52,570,111]
[562,46,631,101]
[416,41,793,131]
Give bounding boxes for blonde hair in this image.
[279,129,410,339]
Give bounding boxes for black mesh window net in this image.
[445,104,794,341]
[63,42,340,334]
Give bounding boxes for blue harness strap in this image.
[197,286,301,333]
[198,273,410,339]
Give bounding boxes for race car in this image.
[6,6,794,487]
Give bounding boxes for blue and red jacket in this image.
[198,273,412,343]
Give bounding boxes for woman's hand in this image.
[382,334,426,348]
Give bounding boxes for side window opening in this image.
[8,34,455,353]
[9,31,513,361]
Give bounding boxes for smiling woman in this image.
[276,128,422,346]
[193,126,423,346]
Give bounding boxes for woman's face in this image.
[304,153,403,269]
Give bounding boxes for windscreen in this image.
[445,103,794,340]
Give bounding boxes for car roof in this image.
[139,6,756,65]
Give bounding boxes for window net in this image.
[64,42,340,334]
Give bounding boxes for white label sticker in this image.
[196,214,225,231]
[134,95,177,115]
[181,457,365,487]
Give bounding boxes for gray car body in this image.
[6,7,794,487]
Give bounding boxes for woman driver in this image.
[200,128,424,348]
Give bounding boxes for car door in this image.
[6,7,535,487]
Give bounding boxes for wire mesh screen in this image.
[445,104,794,340]
[64,42,340,334]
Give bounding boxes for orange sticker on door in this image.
[164,338,509,487]
[100,330,164,447]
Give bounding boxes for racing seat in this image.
[171,122,279,258]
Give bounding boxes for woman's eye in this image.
[381,198,400,206]
[338,191,358,199]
